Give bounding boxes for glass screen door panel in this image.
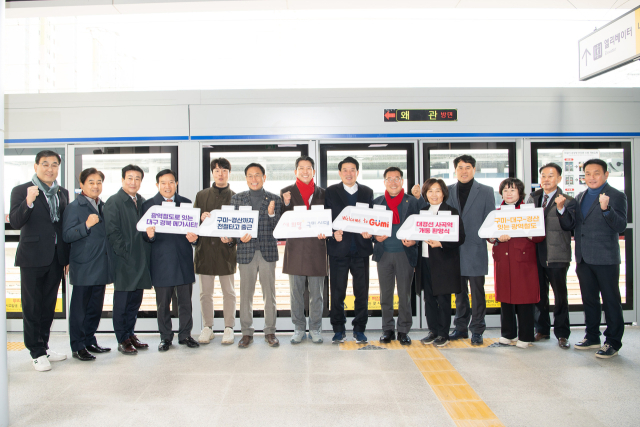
[422,142,516,314]
[75,145,179,318]
[5,147,67,320]
[531,141,632,310]
[202,143,309,313]
[320,142,417,317]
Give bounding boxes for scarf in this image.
[32,174,60,223]
[295,178,315,209]
[384,188,404,224]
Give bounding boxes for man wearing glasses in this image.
[10,150,70,371]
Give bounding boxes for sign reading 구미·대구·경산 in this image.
[332,203,393,237]
[478,204,545,239]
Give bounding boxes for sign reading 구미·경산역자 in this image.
[579,6,640,81]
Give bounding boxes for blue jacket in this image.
[141,193,197,287]
[230,190,282,264]
[63,194,112,287]
[558,182,627,265]
[372,193,420,267]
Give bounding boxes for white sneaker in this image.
[516,340,532,349]
[290,330,306,344]
[221,327,235,345]
[309,330,323,344]
[32,355,52,372]
[198,327,215,344]
[499,337,516,345]
[47,349,67,362]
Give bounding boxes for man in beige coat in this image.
[280,156,328,344]
[194,158,237,345]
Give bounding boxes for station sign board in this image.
[384,109,457,122]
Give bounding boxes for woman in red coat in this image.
[489,178,545,349]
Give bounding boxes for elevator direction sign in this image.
[579,6,640,81]
[384,109,457,122]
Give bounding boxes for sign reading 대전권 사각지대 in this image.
[396,211,460,242]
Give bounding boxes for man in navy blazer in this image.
[325,157,374,344]
[372,167,419,345]
[9,150,70,371]
[143,169,200,351]
[557,159,627,359]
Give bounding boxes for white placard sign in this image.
[579,6,640,81]
[136,204,201,235]
[396,211,460,242]
[198,206,259,238]
[273,205,333,239]
[478,205,545,239]
[332,203,393,237]
[561,150,599,198]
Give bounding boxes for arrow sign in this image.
[384,111,396,120]
[582,48,591,66]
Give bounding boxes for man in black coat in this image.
[324,157,374,344]
[142,169,199,351]
[104,165,152,355]
[9,150,70,372]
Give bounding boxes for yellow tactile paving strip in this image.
[339,339,504,426]
[7,342,26,351]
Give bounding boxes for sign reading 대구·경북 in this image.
[478,204,545,239]
[579,6,640,81]
[136,203,201,235]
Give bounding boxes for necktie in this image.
[167,198,173,202]
[542,195,549,208]
[133,197,137,208]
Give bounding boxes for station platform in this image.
[6,326,640,427]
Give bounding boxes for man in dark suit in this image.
[372,167,419,345]
[557,158,627,359]
[104,165,152,355]
[526,163,575,350]
[10,150,70,372]
[280,156,327,344]
[324,156,374,344]
[229,163,282,349]
[442,155,495,345]
[143,169,200,352]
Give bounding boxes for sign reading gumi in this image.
[332,203,393,237]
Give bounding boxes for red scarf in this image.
[385,188,404,224]
[295,178,315,209]
[81,192,100,205]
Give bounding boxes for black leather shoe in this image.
[398,332,412,346]
[117,339,138,355]
[86,344,111,353]
[379,330,396,343]
[178,336,200,348]
[158,340,172,352]
[129,335,149,349]
[72,348,96,361]
[471,333,483,345]
[448,330,468,340]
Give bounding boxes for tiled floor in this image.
[5,326,640,427]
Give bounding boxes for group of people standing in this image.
[9,150,627,372]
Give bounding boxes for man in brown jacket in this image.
[280,156,327,344]
[194,158,237,345]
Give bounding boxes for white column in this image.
[1,0,10,425]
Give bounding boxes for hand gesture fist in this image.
[85,214,100,228]
[498,234,510,243]
[186,232,198,243]
[146,226,156,239]
[334,230,343,242]
[268,200,276,215]
[411,185,421,200]
[282,191,292,206]
[555,194,567,210]
[26,186,40,205]
[599,193,610,210]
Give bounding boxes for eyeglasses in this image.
[384,178,402,184]
[38,162,60,169]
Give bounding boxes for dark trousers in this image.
[112,289,144,343]
[500,302,535,342]
[421,258,452,338]
[329,254,369,333]
[534,262,571,339]
[69,285,106,352]
[576,262,624,350]
[155,284,193,342]
[20,251,64,359]
[453,276,486,335]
